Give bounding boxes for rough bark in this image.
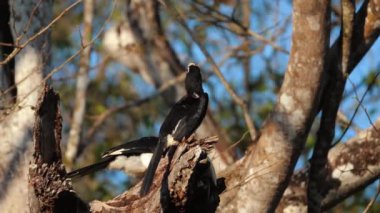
[308,0,380,210]
[218,0,380,211]
[90,136,225,213]
[0,1,53,211]
[29,85,88,213]
[307,0,353,211]
[219,1,331,212]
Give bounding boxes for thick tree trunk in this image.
[219,1,331,212]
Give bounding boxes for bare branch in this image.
[363,182,380,213]
[83,72,186,143]
[29,85,88,212]
[192,1,289,54]
[307,1,355,211]
[66,0,94,166]
[278,117,380,211]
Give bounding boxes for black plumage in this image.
[140,63,208,196]
[65,136,158,178]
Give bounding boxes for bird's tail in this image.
[140,137,165,196]
[65,156,115,178]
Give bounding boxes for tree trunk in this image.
[0,1,53,211]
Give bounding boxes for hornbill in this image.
[140,63,209,196]
[66,136,158,178]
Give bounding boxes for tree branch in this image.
[66,0,94,166]
[307,0,354,211]
[219,0,331,211]
[308,0,380,210]
[166,1,259,142]
[278,117,380,211]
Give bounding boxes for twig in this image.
[332,70,380,146]
[84,72,187,141]
[363,180,380,213]
[165,2,258,142]
[192,0,289,54]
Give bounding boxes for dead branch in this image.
[89,136,225,212]
[29,85,88,212]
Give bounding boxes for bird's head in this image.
[185,63,203,98]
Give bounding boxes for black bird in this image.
[140,63,209,196]
[66,136,158,178]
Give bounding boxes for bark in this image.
[308,0,380,210]
[29,85,88,213]
[218,0,380,211]
[0,1,53,211]
[307,0,353,211]
[89,136,225,213]
[219,1,331,212]
[278,117,380,212]
[66,0,94,166]
[29,86,88,213]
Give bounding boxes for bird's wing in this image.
[140,97,192,196]
[140,93,208,196]
[171,93,208,141]
[158,95,190,137]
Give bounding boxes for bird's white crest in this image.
[187,63,197,73]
